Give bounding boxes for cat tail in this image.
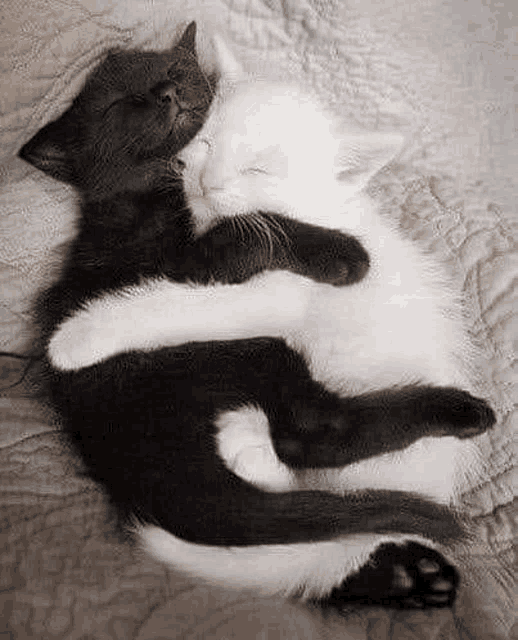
[134,467,465,599]
[51,347,467,551]
[50,348,466,599]
[134,457,466,548]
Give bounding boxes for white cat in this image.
[47,36,492,600]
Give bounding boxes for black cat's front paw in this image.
[294,231,370,287]
[427,389,496,439]
[317,241,370,287]
[319,542,459,610]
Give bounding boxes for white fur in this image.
[47,271,311,371]
[137,523,436,600]
[214,405,483,504]
[48,37,489,598]
[215,405,298,492]
[48,79,486,501]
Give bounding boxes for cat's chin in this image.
[188,198,220,235]
[188,193,251,235]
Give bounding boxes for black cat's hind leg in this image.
[424,387,496,438]
[274,385,496,469]
[316,542,459,610]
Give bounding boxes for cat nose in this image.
[170,158,185,174]
[200,170,225,195]
[151,82,178,105]
[186,139,210,165]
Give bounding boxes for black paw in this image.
[274,401,353,469]
[319,542,459,610]
[316,249,370,287]
[295,232,370,287]
[428,389,496,439]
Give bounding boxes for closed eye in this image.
[102,94,147,118]
[242,167,269,176]
[129,94,149,106]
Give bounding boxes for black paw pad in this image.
[317,542,459,610]
[385,554,457,608]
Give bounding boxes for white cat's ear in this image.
[212,34,245,81]
[336,132,404,191]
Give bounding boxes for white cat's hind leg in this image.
[137,523,435,600]
[47,272,312,371]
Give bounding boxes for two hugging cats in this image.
[19,22,495,610]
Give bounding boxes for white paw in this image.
[215,405,297,492]
[47,311,120,371]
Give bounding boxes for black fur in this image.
[19,24,495,607]
[39,198,372,331]
[48,341,466,547]
[19,22,214,200]
[319,541,459,609]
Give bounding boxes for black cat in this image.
[19,24,495,608]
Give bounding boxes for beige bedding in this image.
[0,0,516,638]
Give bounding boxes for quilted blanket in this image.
[0,0,516,638]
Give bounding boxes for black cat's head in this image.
[19,22,214,201]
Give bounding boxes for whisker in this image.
[237,215,255,248]
[261,216,277,262]
[249,213,274,263]
[199,69,216,99]
[234,216,246,243]
[238,215,262,256]
[262,213,292,250]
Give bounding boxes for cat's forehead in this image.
[79,45,200,108]
[88,53,164,93]
[203,82,338,155]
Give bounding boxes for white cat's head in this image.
[178,36,404,234]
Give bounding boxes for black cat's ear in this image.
[18,113,78,183]
[177,22,197,53]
